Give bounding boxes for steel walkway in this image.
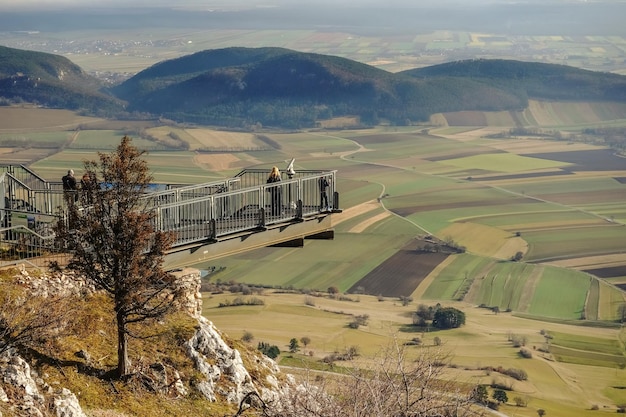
[1,164,339,270]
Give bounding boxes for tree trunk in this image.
[117,310,129,377]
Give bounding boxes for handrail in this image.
[0,225,57,241]
[0,163,49,188]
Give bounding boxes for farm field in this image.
[2,101,626,415]
[202,290,626,416]
[4,105,625,318]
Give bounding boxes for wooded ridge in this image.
[2,45,626,128]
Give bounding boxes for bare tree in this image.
[335,341,478,416]
[54,136,184,377]
[255,337,482,417]
[300,336,311,348]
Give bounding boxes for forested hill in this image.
[0,45,122,114]
[112,47,626,128]
[401,59,626,104]
[111,47,404,127]
[2,44,626,128]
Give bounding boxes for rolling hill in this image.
[2,45,626,128]
[0,45,122,115]
[402,58,626,103]
[112,47,626,128]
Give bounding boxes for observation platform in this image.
[1,164,340,270]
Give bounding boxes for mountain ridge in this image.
[2,45,626,128]
[111,47,626,128]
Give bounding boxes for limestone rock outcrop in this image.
[0,348,87,417]
[0,267,295,416]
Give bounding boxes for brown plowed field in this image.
[347,247,449,297]
[537,189,626,205]
[390,196,534,216]
[527,150,626,171]
[583,265,626,279]
[350,133,422,145]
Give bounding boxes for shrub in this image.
[503,368,528,381]
[399,296,413,306]
[241,331,254,343]
[258,341,280,359]
[300,336,311,347]
[519,348,533,358]
[509,333,528,348]
[513,396,528,407]
[349,314,369,329]
[405,337,422,346]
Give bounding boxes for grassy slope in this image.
[0,271,238,417]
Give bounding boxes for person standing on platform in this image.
[266,166,282,216]
[80,171,96,204]
[319,175,331,211]
[62,169,78,204]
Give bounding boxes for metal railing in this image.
[153,170,338,247]
[0,164,50,190]
[1,166,338,266]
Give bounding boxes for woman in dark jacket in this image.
[266,166,282,216]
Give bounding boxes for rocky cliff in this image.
[0,266,297,417]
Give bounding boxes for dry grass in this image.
[0,106,100,132]
[193,153,242,171]
[184,128,259,149]
[347,210,391,233]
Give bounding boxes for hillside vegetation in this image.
[403,59,626,103]
[3,45,626,129]
[0,46,122,115]
[110,47,626,129]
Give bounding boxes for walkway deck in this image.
[1,164,339,269]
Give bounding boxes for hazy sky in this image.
[0,0,537,11]
[1,0,624,38]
